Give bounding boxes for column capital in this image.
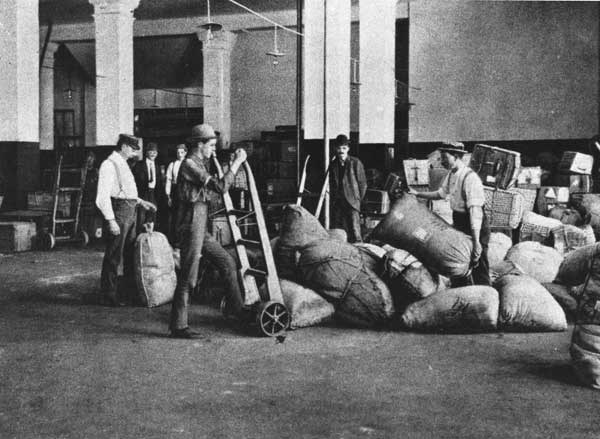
[199,30,237,51]
[88,0,141,15]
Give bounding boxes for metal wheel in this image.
[256,301,290,337]
[39,232,56,250]
[78,230,89,247]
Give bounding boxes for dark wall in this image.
[0,143,40,210]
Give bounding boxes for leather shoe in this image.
[169,327,203,339]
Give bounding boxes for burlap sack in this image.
[495,274,567,332]
[504,241,563,283]
[371,194,472,278]
[298,239,395,328]
[571,325,600,389]
[279,279,335,329]
[134,231,176,307]
[488,232,513,268]
[400,286,499,333]
[279,204,329,249]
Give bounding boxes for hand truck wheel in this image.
[39,232,56,250]
[77,230,89,247]
[255,301,290,337]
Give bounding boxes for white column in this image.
[0,0,39,142]
[89,0,140,145]
[39,42,59,150]
[202,31,236,145]
[303,0,351,139]
[359,0,396,143]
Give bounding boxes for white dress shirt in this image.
[96,151,139,221]
[437,160,485,213]
[165,159,183,196]
[146,158,157,189]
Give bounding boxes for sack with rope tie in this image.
[297,239,395,328]
[134,227,177,307]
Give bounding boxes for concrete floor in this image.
[1,248,600,439]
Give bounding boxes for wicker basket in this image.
[483,187,524,229]
[513,187,538,213]
[552,224,596,255]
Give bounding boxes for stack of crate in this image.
[554,151,593,196]
[261,127,298,203]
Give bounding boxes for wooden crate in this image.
[0,221,36,252]
[558,151,593,175]
[402,159,429,186]
[469,144,521,189]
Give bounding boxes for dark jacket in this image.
[330,155,367,211]
[133,159,163,196]
[176,155,235,204]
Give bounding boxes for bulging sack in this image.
[279,279,335,329]
[400,286,499,333]
[490,260,523,285]
[504,241,563,284]
[488,232,513,268]
[272,237,300,281]
[495,274,567,332]
[279,204,329,249]
[383,247,444,312]
[542,282,578,321]
[571,324,600,390]
[354,242,387,276]
[134,231,177,307]
[298,239,395,328]
[555,243,600,287]
[371,194,472,278]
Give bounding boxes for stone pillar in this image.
[39,42,59,151]
[89,0,140,146]
[202,31,236,146]
[0,0,39,209]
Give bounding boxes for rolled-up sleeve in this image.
[437,174,449,199]
[96,161,116,221]
[464,173,485,208]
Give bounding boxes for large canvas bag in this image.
[134,231,177,307]
[371,194,472,278]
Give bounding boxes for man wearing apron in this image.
[170,124,247,339]
[96,134,156,306]
[413,142,491,286]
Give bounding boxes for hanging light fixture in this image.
[200,0,223,42]
[63,65,74,102]
[266,26,286,66]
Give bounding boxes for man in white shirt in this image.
[134,142,162,233]
[165,143,187,245]
[412,142,491,286]
[96,134,156,306]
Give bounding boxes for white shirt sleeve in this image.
[165,162,174,196]
[437,173,449,199]
[96,160,116,221]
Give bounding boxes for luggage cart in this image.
[212,157,290,337]
[39,154,89,250]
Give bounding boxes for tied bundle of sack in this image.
[297,238,395,328]
[371,193,472,278]
[556,243,600,388]
[134,228,177,307]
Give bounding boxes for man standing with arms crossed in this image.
[169,124,247,339]
[96,134,156,306]
[412,142,491,286]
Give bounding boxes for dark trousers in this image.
[137,188,156,233]
[168,185,180,247]
[170,201,244,331]
[100,199,137,299]
[332,199,362,243]
[452,210,491,287]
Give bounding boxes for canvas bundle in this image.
[504,241,563,284]
[134,231,177,308]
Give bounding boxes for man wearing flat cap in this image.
[96,134,157,306]
[412,142,491,286]
[330,134,367,243]
[169,124,248,339]
[134,142,162,233]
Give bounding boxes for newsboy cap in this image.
[187,124,217,143]
[118,134,141,150]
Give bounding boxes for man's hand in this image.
[140,200,157,212]
[108,219,120,236]
[471,240,482,266]
[407,187,418,196]
[167,196,172,207]
[234,148,247,164]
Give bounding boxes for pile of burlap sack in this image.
[271,195,600,336]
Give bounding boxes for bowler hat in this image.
[336,134,349,147]
[146,142,158,152]
[187,124,217,143]
[438,141,466,156]
[175,143,188,152]
[118,134,141,150]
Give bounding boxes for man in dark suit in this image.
[330,134,367,242]
[134,142,163,232]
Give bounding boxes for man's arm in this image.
[356,159,367,200]
[465,173,485,263]
[165,162,173,197]
[96,161,116,221]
